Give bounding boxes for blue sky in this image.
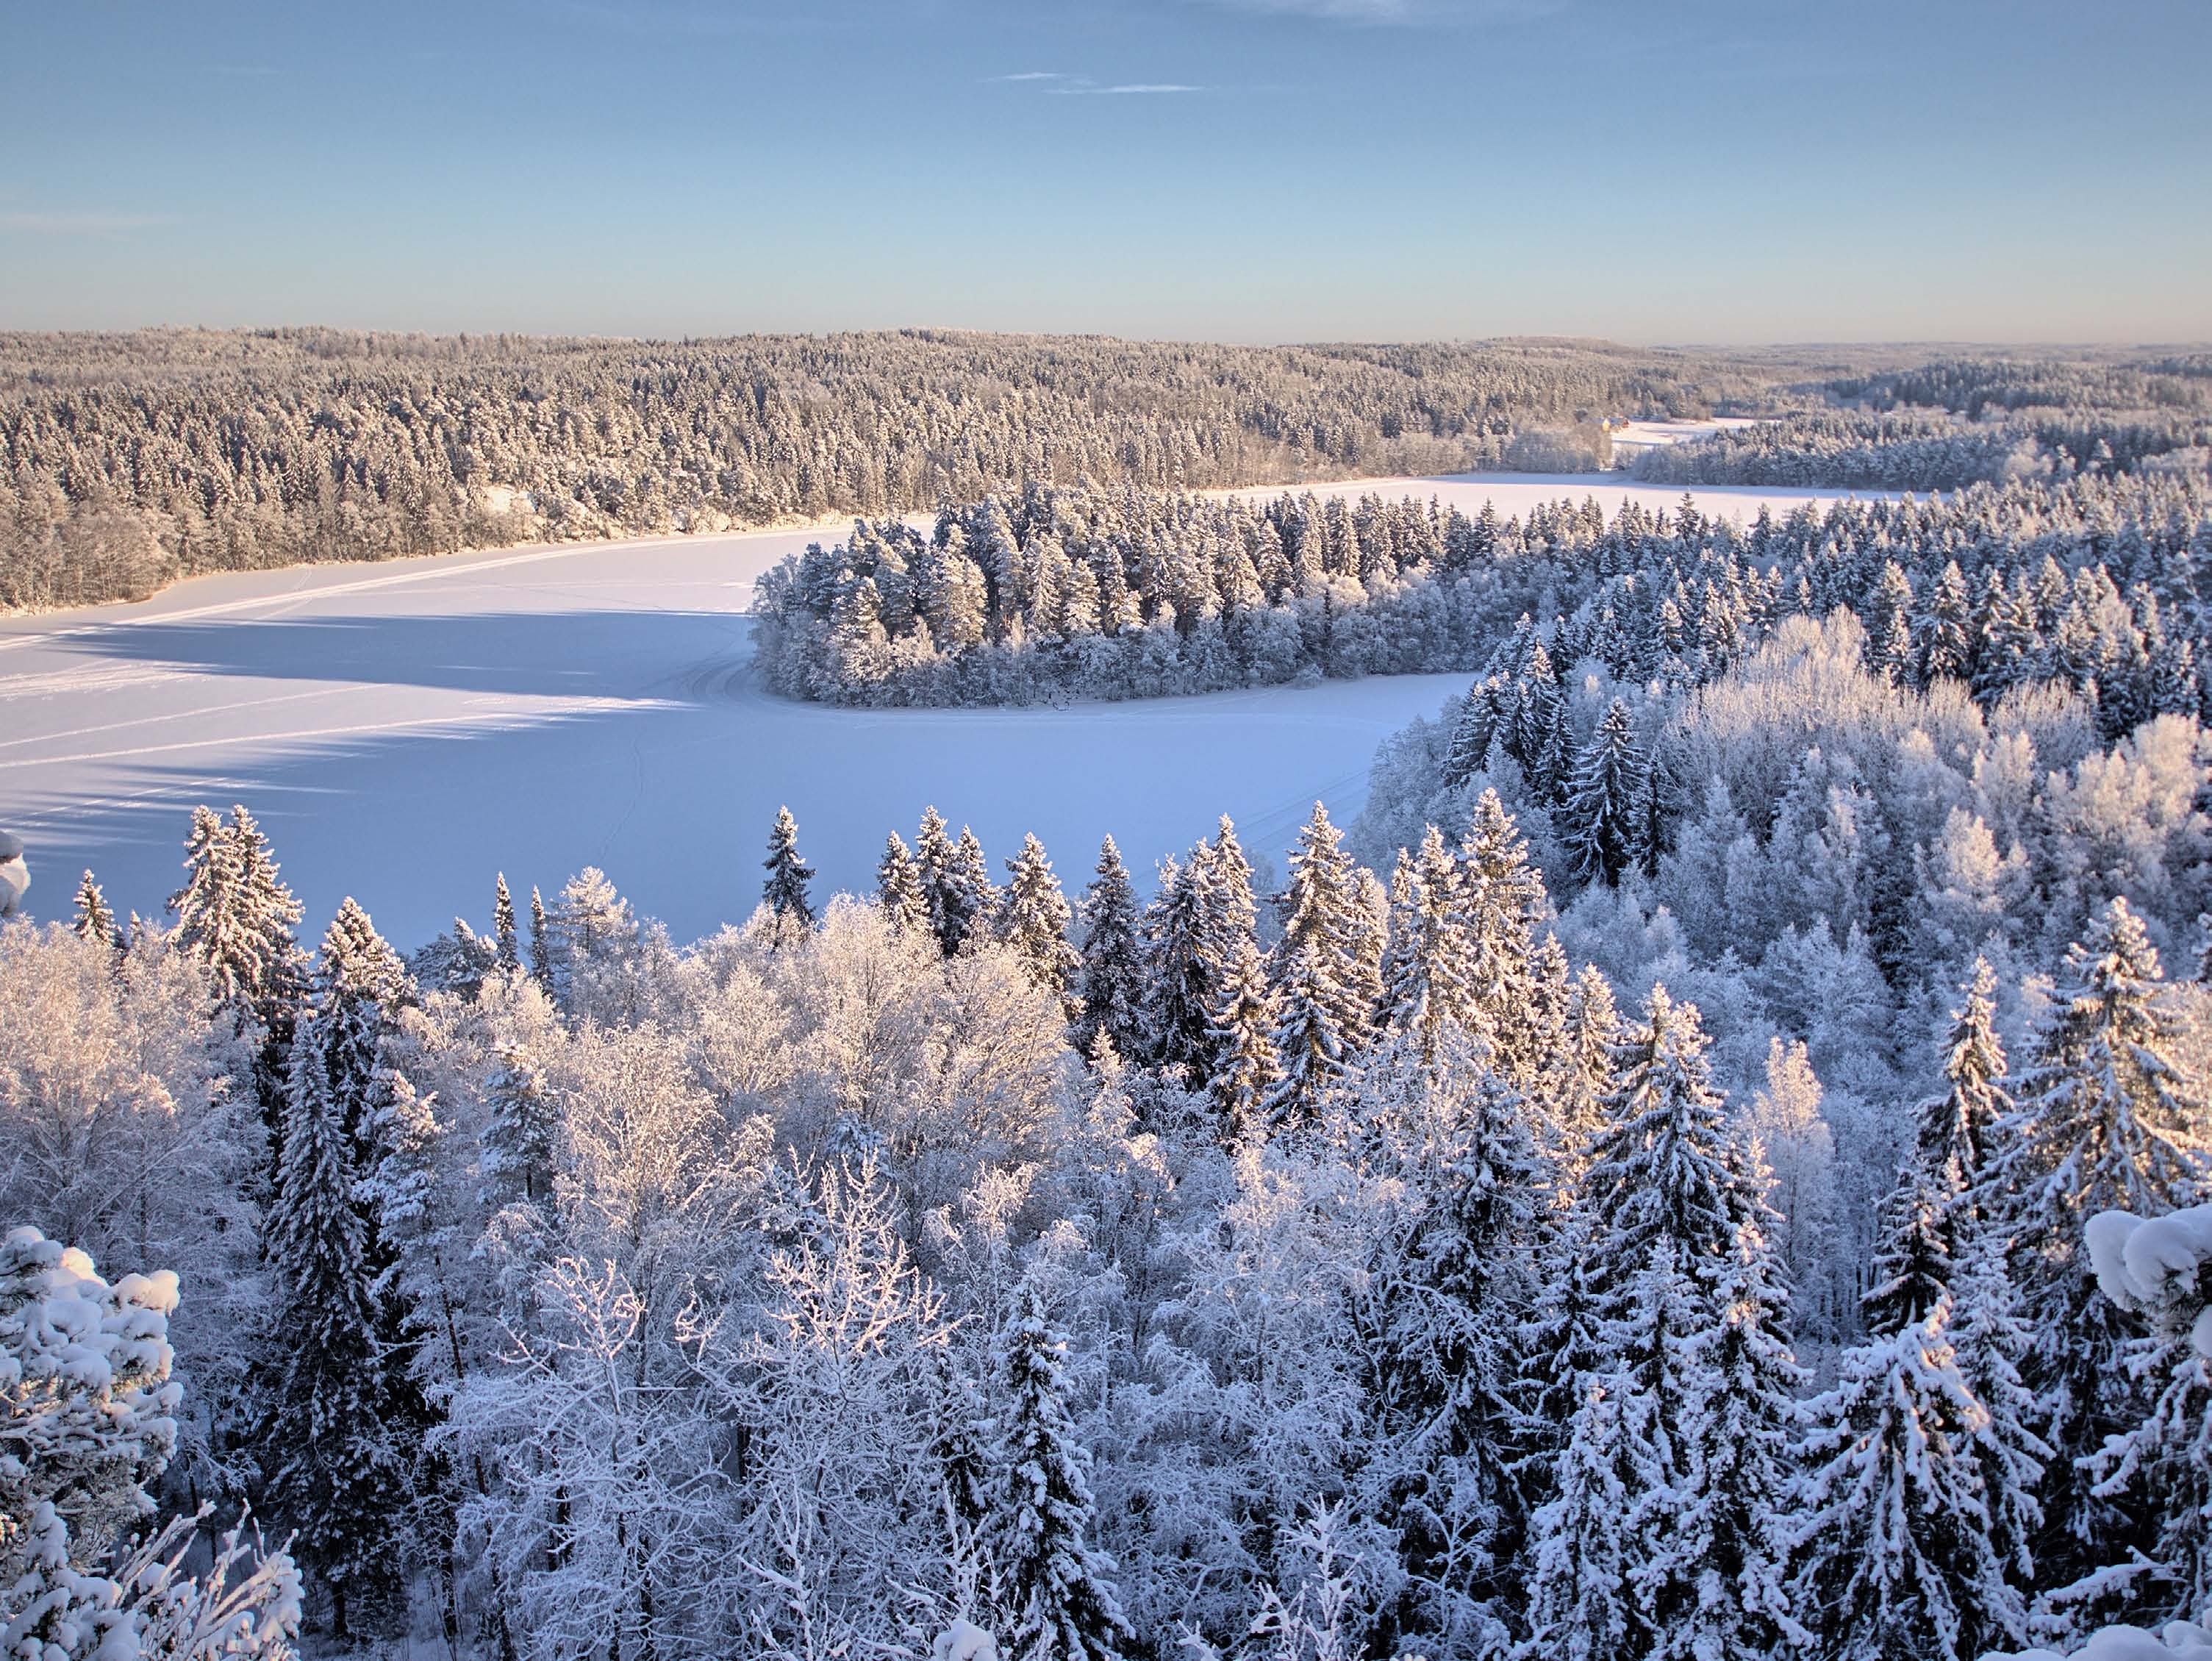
[4,0,2208,343]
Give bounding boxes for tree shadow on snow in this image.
[44,610,756,701]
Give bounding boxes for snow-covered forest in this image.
[7,646,2212,1661]
[9,343,2212,1661]
[7,332,2204,613]
[756,469,2211,708]
[1628,357,2212,491]
[0,330,1717,610]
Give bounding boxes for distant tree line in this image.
[1628,356,2212,492]
[0,328,1739,610]
[11,330,2205,611]
[1633,409,2211,493]
[1834,354,2212,420]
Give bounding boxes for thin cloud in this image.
[0,211,177,235]
[1048,82,1203,94]
[1005,73,1204,96]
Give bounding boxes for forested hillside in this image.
[1633,356,2212,490]
[0,329,1727,610]
[10,335,2212,1661]
[7,657,2212,1660]
[7,332,2202,613]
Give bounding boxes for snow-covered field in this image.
[1601,416,1764,459]
[0,472,1870,949]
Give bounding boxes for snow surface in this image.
[0,474,1873,949]
[931,1621,1001,1661]
[1600,417,1764,457]
[2087,1205,2212,1355]
[1992,1621,2212,1661]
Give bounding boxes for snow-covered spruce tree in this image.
[1790,1298,2025,1661]
[1543,987,1804,1659]
[1932,957,2010,1212]
[1864,1151,1966,1341]
[528,884,551,983]
[1865,561,1916,683]
[1378,826,1475,1065]
[481,1041,555,1211]
[761,804,818,949]
[410,915,498,1000]
[1524,1199,1608,1480]
[0,1226,303,1661]
[1137,820,1262,1086]
[254,900,420,1637]
[1988,898,2210,1585]
[1578,984,1737,1298]
[71,868,115,947]
[1835,967,2052,1629]
[1378,851,1424,1035]
[493,872,520,972]
[1564,1137,1803,1661]
[229,805,304,980]
[1442,684,1498,793]
[925,1345,1003,1610]
[881,831,931,937]
[1547,963,1619,1181]
[1204,940,1281,1147]
[1264,803,1377,1129]
[1071,836,1144,1064]
[991,1282,1134,1661]
[1949,1225,2050,1599]
[1139,851,1212,1081]
[1002,835,1081,1020]
[1521,973,1632,1459]
[170,807,307,1151]
[293,899,415,1137]
[1664,1136,1805,1661]
[951,829,1002,951]
[1359,1049,1548,1646]
[1864,958,2014,1337]
[917,806,963,954]
[170,804,304,1025]
[1456,790,1553,1085]
[1587,1242,1710,1642]
[1915,560,1975,686]
[1200,816,1261,988]
[1561,700,1646,890]
[2084,1201,2212,1632]
[1792,1100,2033,1661]
[1523,1376,1653,1661]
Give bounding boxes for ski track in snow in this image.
[0,472,1872,947]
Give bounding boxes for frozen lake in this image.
[0,472,1869,949]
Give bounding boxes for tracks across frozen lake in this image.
[0,472,1871,946]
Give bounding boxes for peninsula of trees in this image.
[756,469,2211,710]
